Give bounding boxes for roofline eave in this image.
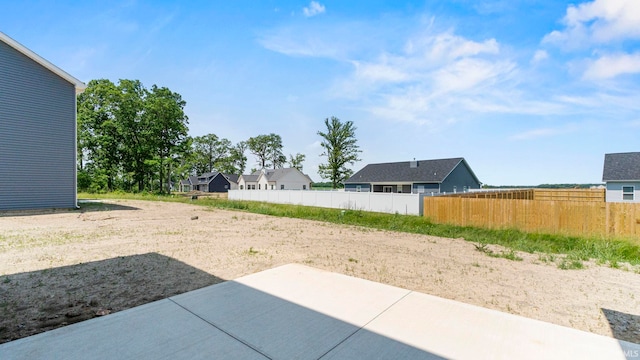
[0,31,86,93]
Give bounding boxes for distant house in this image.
[179,172,238,192]
[238,168,313,190]
[237,174,259,190]
[0,32,86,210]
[344,157,481,194]
[602,152,640,203]
[179,176,199,192]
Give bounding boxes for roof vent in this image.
[410,160,418,168]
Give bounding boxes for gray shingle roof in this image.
[602,152,640,181]
[224,174,239,184]
[243,168,313,183]
[242,175,259,182]
[345,158,469,183]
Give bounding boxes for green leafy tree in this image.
[288,153,306,171]
[76,79,121,190]
[77,79,190,193]
[317,116,361,189]
[231,141,248,174]
[191,134,233,174]
[114,79,148,191]
[247,133,284,169]
[144,85,189,193]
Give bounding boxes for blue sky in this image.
[2,0,640,185]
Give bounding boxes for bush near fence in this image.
[423,189,640,239]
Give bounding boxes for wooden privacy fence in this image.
[423,189,640,239]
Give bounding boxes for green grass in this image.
[78,192,640,267]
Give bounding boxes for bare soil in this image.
[1,200,639,344]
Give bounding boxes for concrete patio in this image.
[1,264,638,359]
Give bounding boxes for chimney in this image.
[410,158,418,168]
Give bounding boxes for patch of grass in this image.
[348,257,358,263]
[538,254,556,263]
[474,242,491,253]
[247,247,259,255]
[80,193,640,268]
[558,258,584,270]
[489,250,523,262]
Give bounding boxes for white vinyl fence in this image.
[228,190,421,215]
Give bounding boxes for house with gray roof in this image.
[180,172,238,192]
[602,152,640,202]
[344,157,481,194]
[0,32,86,210]
[238,168,313,190]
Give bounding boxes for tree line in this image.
[77,79,360,193]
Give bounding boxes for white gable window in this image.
[623,186,634,201]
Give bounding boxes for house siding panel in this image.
[412,183,439,194]
[345,184,371,192]
[440,163,481,193]
[0,40,77,210]
[605,182,640,203]
[208,174,231,192]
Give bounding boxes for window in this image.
[240,185,244,190]
[623,186,634,201]
[281,185,285,190]
[251,185,256,190]
[271,184,275,190]
[303,185,307,190]
[383,186,392,193]
[356,185,361,192]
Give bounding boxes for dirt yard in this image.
[1,199,639,344]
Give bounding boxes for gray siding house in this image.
[180,172,239,192]
[0,32,85,210]
[344,157,481,194]
[602,152,640,203]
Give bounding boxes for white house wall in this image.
[257,175,270,190]
[606,182,640,203]
[275,171,310,190]
[229,190,421,215]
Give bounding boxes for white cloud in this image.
[303,1,325,17]
[531,50,548,64]
[509,124,579,141]
[331,31,522,125]
[406,32,499,62]
[583,52,640,80]
[433,58,514,93]
[258,27,340,58]
[543,0,640,48]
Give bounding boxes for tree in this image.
[76,79,121,191]
[229,141,248,174]
[247,133,284,169]
[144,85,189,193]
[317,116,361,189]
[191,134,233,174]
[288,153,306,171]
[77,79,190,193]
